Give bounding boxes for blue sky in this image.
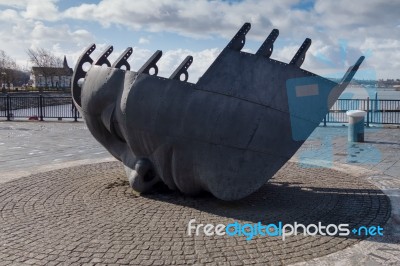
[0,0,399,81]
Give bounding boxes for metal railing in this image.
[324,98,400,125]
[1,95,399,125]
[0,94,80,121]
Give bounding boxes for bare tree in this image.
[27,48,63,89]
[0,50,20,90]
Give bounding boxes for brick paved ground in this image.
[0,160,391,265]
[0,121,399,265]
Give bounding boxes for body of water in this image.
[340,86,400,100]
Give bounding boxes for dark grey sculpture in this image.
[71,23,364,200]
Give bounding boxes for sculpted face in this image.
[72,23,363,200]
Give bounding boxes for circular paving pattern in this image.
[0,161,391,265]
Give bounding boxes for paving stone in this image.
[1,122,399,265]
[0,160,391,264]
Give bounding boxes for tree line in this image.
[0,50,28,88]
[0,48,66,90]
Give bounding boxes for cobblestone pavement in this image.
[0,161,391,265]
[291,125,400,265]
[0,121,399,265]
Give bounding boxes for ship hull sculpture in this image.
[72,23,364,200]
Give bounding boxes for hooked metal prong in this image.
[169,56,193,82]
[94,45,113,67]
[81,43,96,64]
[226,22,251,51]
[340,56,365,85]
[256,29,279,58]
[71,43,96,108]
[138,50,162,76]
[112,47,133,70]
[290,38,311,67]
[328,56,365,108]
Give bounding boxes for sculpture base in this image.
[0,161,390,265]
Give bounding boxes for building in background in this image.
[30,56,73,89]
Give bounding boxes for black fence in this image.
[0,95,399,125]
[324,99,400,125]
[0,94,80,121]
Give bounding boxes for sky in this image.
[0,0,399,82]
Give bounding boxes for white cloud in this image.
[21,0,59,21]
[0,8,20,21]
[0,0,399,79]
[155,48,220,82]
[60,0,400,79]
[0,8,95,70]
[0,0,29,9]
[28,22,94,50]
[138,37,150,44]
[359,38,400,79]
[62,0,279,38]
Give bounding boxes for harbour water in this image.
[340,86,400,100]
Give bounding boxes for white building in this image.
[30,56,73,89]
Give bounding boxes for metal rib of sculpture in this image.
[71,23,364,200]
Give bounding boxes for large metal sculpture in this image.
[72,23,364,200]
